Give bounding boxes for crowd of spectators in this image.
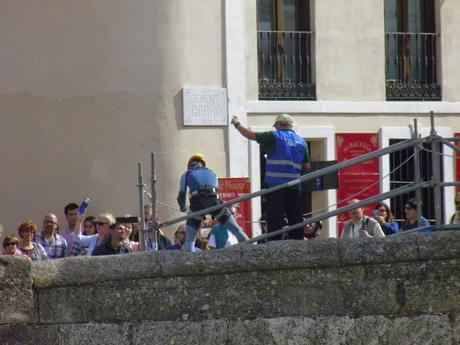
[1,192,460,260]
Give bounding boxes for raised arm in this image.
[231,116,256,141]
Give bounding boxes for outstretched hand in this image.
[231,116,240,127]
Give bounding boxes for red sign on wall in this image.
[456,133,460,193]
[336,133,380,235]
[218,177,253,238]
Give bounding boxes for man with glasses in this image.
[340,199,385,238]
[35,213,68,259]
[73,213,116,256]
[449,192,460,225]
[92,223,132,256]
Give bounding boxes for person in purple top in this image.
[60,203,79,256]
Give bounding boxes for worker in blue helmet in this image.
[177,153,249,252]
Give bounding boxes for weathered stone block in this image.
[133,320,229,344]
[226,315,452,345]
[0,324,58,345]
[32,239,341,289]
[338,235,420,266]
[59,323,130,345]
[415,232,460,260]
[0,256,34,324]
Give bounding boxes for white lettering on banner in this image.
[183,88,228,126]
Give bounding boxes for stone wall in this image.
[1,232,460,344]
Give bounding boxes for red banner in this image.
[218,177,253,238]
[456,133,460,193]
[336,134,380,235]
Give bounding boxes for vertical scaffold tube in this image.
[430,111,443,226]
[138,162,147,251]
[150,152,158,251]
[413,119,423,226]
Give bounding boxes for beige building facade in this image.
[0,0,459,238]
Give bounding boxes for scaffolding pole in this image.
[430,111,443,226]
[150,152,158,251]
[413,118,423,227]
[246,181,432,243]
[160,136,425,229]
[137,162,147,251]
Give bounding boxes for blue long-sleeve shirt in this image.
[380,221,400,236]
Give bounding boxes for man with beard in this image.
[35,213,68,259]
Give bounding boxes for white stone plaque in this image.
[183,88,228,126]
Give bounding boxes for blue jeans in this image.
[184,207,249,252]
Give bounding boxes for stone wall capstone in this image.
[1,232,460,344]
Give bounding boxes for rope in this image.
[302,147,421,218]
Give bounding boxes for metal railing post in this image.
[430,111,443,226]
[150,152,158,251]
[137,162,147,251]
[413,119,423,226]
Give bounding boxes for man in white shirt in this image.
[340,199,385,238]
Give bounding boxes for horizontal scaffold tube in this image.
[246,181,433,243]
[160,137,426,229]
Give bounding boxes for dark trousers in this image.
[266,188,304,241]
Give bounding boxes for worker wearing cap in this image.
[177,153,249,252]
[231,114,310,241]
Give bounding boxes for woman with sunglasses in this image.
[401,199,431,232]
[373,202,399,235]
[3,235,31,260]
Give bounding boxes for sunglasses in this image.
[95,221,108,226]
[4,243,17,247]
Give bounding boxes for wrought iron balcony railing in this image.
[258,31,316,100]
[385,32,441,101]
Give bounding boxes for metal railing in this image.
[258,30,315,100]
[137,112,460,249]
[385,32,440,101]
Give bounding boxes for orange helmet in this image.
[188,153,206,169]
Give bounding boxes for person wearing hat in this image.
[231,114,310,241]
[177,153,249,252]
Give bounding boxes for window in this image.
[257,0,315,100]
[389,139,443,224]
[385,0,440,100]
